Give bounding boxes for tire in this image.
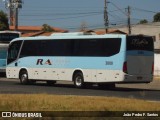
[46,81,56,86]
[19,70,29,85]
[73,72,85,88]
[98,83,115,89]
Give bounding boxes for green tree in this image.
[153,12,160,22]
[42,24,54,32]
[139,19,148,24]
[0,10,9,30]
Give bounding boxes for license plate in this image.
[137,76,143,80]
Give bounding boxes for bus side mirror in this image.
[15,62,18,66]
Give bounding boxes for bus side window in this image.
[39,40,47,56]
[20,41,38,58]
[72,40,80,56]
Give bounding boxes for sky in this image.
[0,0,160,31]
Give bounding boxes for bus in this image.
[0,31,21,73]
[6,32,154,88]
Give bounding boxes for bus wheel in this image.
[19,70,29,85]
[46,81,56,86]
[73,72,84,88]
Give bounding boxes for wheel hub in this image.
[21,74,27,81]
[76,76,82,86]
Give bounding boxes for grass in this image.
[154,76,160,80]
[0,94,160,120]
[0,94,160,111]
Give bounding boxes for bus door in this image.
[6,40,22,78]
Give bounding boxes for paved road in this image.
[0,77,160,101]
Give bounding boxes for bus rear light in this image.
[152,62,154,74]
[123,61,128,74]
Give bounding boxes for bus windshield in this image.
[127,36,154,51]
[7,41,22,64]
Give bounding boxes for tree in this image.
[153,12,160,22]
[0,10,9,30]
[42,24,54,32]
[139,19,148,24]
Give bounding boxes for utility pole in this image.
[127,6,131,35]
[5,0,23,31]
[12,0,23,31]
[104,0,109,33]
[9,0,14,26]
[14,5,18,31]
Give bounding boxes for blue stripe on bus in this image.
[127,51,154,56]
[8,52,126,70]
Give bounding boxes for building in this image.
[9,26,68,37]
[85,29,127,35]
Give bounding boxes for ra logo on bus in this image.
[36,59,52,65]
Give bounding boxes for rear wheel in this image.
[19,70,29,85]
[73,72,85,88]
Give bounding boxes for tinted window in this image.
[20,41,39,57]
[19,38,121,57]
[20,40,73,57]
[7,40,22,64]
[0,33,20,43]
[44,40,73,56]
[0,46,8,59]
[0,49,7,59]
[75,38,121,57]
[127,36,154,51]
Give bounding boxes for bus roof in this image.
[50,32,96,36]
[11,33,126,42]
[0,31,21,34]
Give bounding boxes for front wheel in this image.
[73,72,85,88]
[19,70,29,85]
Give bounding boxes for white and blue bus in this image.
[6,32,154,88]
[0,31,21,73]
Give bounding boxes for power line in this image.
[132,7,158,14]
[109,1,128,16]
[108,12,127,21]
[2,0,158,31]
[19,13,102,21]
[22,6,103,9]
[19,8,125,17]
[19,11,103,17]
